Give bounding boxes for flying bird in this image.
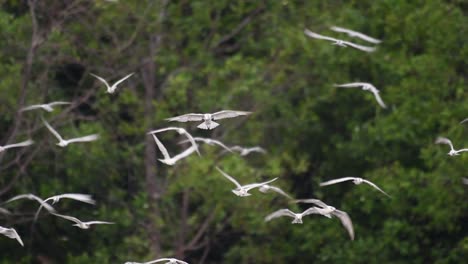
[42,117,99,147]
[334,82,387,108]
[4,194,56,213]
[20,101,71,112]
[151,134,198,165]
[304,29,376,52]
[148,127,201,156]
[215,167,278,197]
[0,139,34,152]
[228,146,267,156]
[320,177,391,197]
[90,72,134,94]
[258,184,292,199]
[0,226,24,246]
[52,213,114,229]
[165,110,252,130]
[125,258,189,264]
[264,208,320,224]
[294,199,354,240]
[34,194,96,221]
[330,26,382,44]
[435,137,468,156]
[178,137,233,153]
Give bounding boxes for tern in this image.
[20,101,71,112]
[0,139,34,152]
[264,208,320,224]
[151,134,198,165]
[320,177,391,197]
[294,199,354,240]
[42,117,99,147]
[165,110,252,130]
[148,127,201,156]
[330,26,382,44]
[125,258,189,264]
[215,167,278,197]
[178,137,233,153]
[4,194,56,213]
[258,184,292,199]
[90,72,134,94]
[304,29,376,52]
[34,194,96,221]
[0,226,24,246]
[435,137,468,156]
[334,82,387,108]
[228,146,267,156]
[52,213,114,229]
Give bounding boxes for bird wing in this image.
[228,146,244,152]
[249,147,267,153]
[0,227,24,246]
[320,177,356,186]
[151,134,171,160]
[293,198,328,209]
[370,88,387,108]
[463,178,468,185]
[48,101,72,106]
[90,73,111,88]
[46,194,96,205]
[179,129,201,156]
[42,117,64,142]
[112,72,135,87]
[215,167,242,188]
[208,139,234,152]
[145,259,172,264]
[243,177,278,191]
[0,207,11,215]
[362,179,391,198]
[265,209,296,221]
[212,110,252,120]
[19,104,43,112]
[330,26,381,44]
[261,185,292,199]
[5,194,56,213]
[304,29,339,42]
[171,145,198,163]
[460,118,468,124]
[343,40,377,52]
[3,139,34,149]
[165,114,204,122]
[85,221,114,225]
[333,82,368,88]
[332,210,355,240]
[52,213,82,225]
[435,137,454,151]
[67,134,99,143]
[457,148,468,153]
[302,207,321,216]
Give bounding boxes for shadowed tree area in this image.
[0,0,467,263]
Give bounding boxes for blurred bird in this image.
[264,208,319,224]
[320,177,391,197]
[258,184,292,199]
[148,127,201,156]
[4,194,56,213]
[151,134,198,165]
[0,207,11,215]
[125,258,189,264]
[20,101,71,112]
[435,136,468,156]
[294,199,354,240]
[0,139,34,152]
[178,137,233,153]
[462,178,468,185]
[90,72,134,94]
[52,213,114,229]
[166,110,252,130]
[0,226,23,246]
[216,167,278,197]
[334,82,387,108]
[330,26,382,44]
[42,117,99,147]
[34,194,96,221]
[228,146,267,156]
[304,29,376,52]
[460,118,468,124]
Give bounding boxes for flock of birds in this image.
[1,23,466,264]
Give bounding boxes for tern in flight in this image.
[34,194,96,221]
[52,213,114,229]
[4,194,56,213]
[435,137,468,156]
[90,72,134,94]
[258,184,292,199]
[320,177,391,197]
[125,258,189,264]
[148,127,201,157]
[178,137,233,153]
[294,199,354,240]
[304,29,376,52]
[216,167,278,197]
[334,82,387,108]
[330,26,382,44]
[264,208,320,224]
[20,101,71,112]
[0,226,23,246]
[151,134,198,165]
[228,146,267,156]
[42,117,99,147]
[166,110,252,130]
[0,139,34,152]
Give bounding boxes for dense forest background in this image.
[0,0,467,263]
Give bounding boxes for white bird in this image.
[165,110,252,130]
[124,258,189,264]
[52,213,114,229]
[4,194,56,213]
[264,208,320,224]
[334,82,387,108]
[42,117,99,147]
[320,177,391,197]
[462,178,468,185]
[34,194,96,221]
[304,29,376,52]
[20,101,71,112]
[178,137,233,153]
[330,26,382,44]
[215,167,278,197]
[90,72,134,94]
[228,146,267,156]
[0,226,24,246]
[460,118,468,124]
[258,184,292,199]
[0,139,34,152]
[294,199,354,240]
[148,127,201,156]
[435,137,468,156]
[151,134,198,165]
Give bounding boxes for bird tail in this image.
[197,121,219,130]
[207,121,220,130]
[292,219,303,224]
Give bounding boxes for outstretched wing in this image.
[435,137,454,151]
[215,167,242,188]
[304,29,339,42]
[165,113,204,122]
[5,194,56,213]
[52,212,82,225]
[302,207,321,216]
[145,259,172,264]
[332,210,354,240]
[86,221,114,225]
[151,134,171,160]
[48,101,72,107]
[112,72,135,88]
[42,117,64,142]
[343,41,377,52]
[362,179,391,198]
[244,177,278,191]
[212,110,252,120]
[3,139,34,150]
[460,118,468,124]
[0,226,24,246]
[330,26,381,44]
[370,89,387,108]
[320,177,356,187]
[260,185,292,199]
[265,209,296,221]
[46,193,96,205]
[293,198,328,209]
[171,145,198,163]
[333,83,368,88]
[208,139,234,152]
[67,134,99,144]
[19,104,43,112]
[90,73,111,88]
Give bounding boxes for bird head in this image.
[448,150,458,156]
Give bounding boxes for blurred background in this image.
[0,0,467,263]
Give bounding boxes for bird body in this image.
[334,82,387,108]
[0,139,34,152]
[304,29,376,52]
[435,137,468,156]
[0,226,23,246]
[20,101,71,112]
[90,72,134,94]
[216,167,278,197]
[320,177,391,197]
[165,110,252,130]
